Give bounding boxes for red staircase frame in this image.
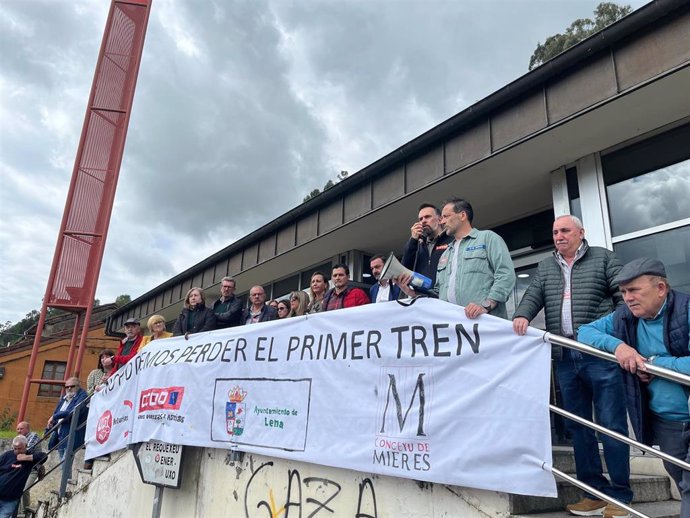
[18,0,152,421]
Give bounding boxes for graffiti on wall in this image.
[243,461,378,518]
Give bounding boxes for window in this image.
[614,225,690,294]
[38,361,66,397]
[602,124,690,237]
[491,209,555,252]
[602,124,690,295]
[271,274,300,301]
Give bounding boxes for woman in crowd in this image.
[172,287,216,339]
[267,299,279,310]
[276,300,290,319]
[87,349,115,394]
[289,291,309,317]
[307,271,329,313]
[141,314,173,348]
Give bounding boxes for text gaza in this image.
[139,387,185,412]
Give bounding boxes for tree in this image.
[302,171,350,202]
[115,294,132,307]
[529,2,632,70]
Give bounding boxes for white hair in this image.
[12,435,28,447]
[555,214,583,230]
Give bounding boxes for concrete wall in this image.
[56,447,511,518]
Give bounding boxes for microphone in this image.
[420,226,432,243]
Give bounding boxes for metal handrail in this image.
[550,405,690,471]
[546,332,690,386]
[544,332,690,518]
[22,392,94,502]
[551,468,648,518]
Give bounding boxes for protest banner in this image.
[86,298,556,496]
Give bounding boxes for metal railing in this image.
[19,333,689,517]
[22,392,93,507]
[545,332,690,518]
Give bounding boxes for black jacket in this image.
[401,232,453,285]
[173,305,216,336]
[213,296,243,328]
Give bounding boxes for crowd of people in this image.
[3,197,687,518]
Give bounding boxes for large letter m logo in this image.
[379,372,426,437]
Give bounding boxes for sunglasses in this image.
[65,385,77,388]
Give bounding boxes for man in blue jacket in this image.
[369,255,401,303]
[47,377,88,460]
[579,257,690,518]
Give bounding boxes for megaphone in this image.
[379,252,433,290]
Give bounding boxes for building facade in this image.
[108,0,690,334]
[0,304,120,427]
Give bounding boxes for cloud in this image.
[0,0,648,323]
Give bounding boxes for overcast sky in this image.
[0,0,648,325]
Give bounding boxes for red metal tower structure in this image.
[18,0,152,421]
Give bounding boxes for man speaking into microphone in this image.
[401,203,453,286]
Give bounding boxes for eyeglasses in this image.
[65,385,77,389]
[278,307,288,312]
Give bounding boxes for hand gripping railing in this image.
[544,333,690,518]
[22,392,94,504]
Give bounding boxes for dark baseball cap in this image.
[615,257,667,284]
[123,318,141,326]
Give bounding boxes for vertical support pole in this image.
[58,400,83,498]
[152,486,164,518]
[64,312,82,378]
[18,308,50,421]
[74,304,95,377]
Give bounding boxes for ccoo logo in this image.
[139,386,185,412]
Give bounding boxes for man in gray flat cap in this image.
[578,257,690,518]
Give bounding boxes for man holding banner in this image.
[513,214,630,518]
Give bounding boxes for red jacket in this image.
[322,286,370,311]
[114,334,143,370]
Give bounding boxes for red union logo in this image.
[139,386,185,412]
[96,410,112,444]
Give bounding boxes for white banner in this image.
[86,298,556,496]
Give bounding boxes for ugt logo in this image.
[96,410,112,444]
[378,368,430,438]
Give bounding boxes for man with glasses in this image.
[242,286,278,325]
[0,435,47,518]
[47,377,88,461]
[213,276,243,329]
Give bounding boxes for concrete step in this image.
[76,468,92,487]
[510,474,671,514]
[91,453,113,477]
[552,446,655,474]
[552,446,599,473]
[513,499,680,518]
